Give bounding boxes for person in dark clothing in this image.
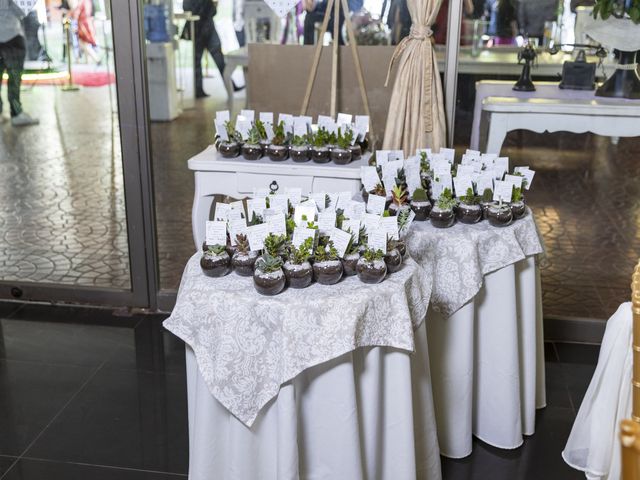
[486,0,517,43]
[517,0,558,41]
[183,0,234,98]
[303,0,345,45]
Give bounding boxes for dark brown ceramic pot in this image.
[384,248,403,273]
[487,204,514,227]
[313,260,343,285]
[341,253,360,276]
[456,203,483,224]
[283,261,313,289]
[510,201,526,220]
[267,145,289,162]
[411,201,431,221]
[232,251,258,276]
[259,139,270,153]
[290,145,310,163]
[350,144,362,160]
[429,207,456,229]
[253,268,286,295]
[242,143,262,160]
[311,146,330,163]
[356,258,387,284]
[218,141,240,158]
[200,251,231,277]
[331,148,352,165]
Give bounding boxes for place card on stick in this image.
[453,176,474,197]
[259,112,273,124]
[266,212,287,236]
[247,224,269,251]
[228,218,247,245]
[239,109,255,122]
[294,204,317,227]
[285,187,302,206]
[493,180,513,202]
[361,166,381,192]
[375,150,390,166]
[318,211,337,235]
[475,174,494,196]
[367,230,387,254]
[504,174,523,190]
[215,120,228,141]
[213,202,231,221]
[269,194,289,214]
[247,197,267,219]
[362,213,381,234]
[367,194,386,215]
[344,200,365,220]
[216,110,230,122]
[329,227,353,258]
[292,227,317,248]
[205,220,227,246]
[380,215,399,240]
[514,167,535,189]
[341,218,361,242]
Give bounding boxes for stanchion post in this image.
[62,17,79,92]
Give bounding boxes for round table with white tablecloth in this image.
[405,209,546,459]
[164,254,442,480]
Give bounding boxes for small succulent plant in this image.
[263,233,287,257]
[345,235,359,255]
[337,128,353,149]
[395,168,407,188]
[419,151,431,174]
[391,184,409,207]
[224,121,241,143]
[271,121,287,146]
[314,241,339,262]
[397,208,412,232]
[481,188,494,203]
[206,244,227,255]
[312,127,329,147]
[256,253,283,273]
[235,234,250,254]
[459,187,478,205]
[291,134,308,146]
[436,188,457,210]
[371,183,387,196]
[248,211,263,226]
[512,187,523,203]
[362,247,385,263]
[289,237,314,264]
[246,126,261,145]
[412,187,429,202]
[254,119,268,140]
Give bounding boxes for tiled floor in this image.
[0,301,600,479]
[1,67,638,319]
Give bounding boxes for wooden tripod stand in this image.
[300,0,374,141]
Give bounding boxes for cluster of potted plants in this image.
[215,114,368,165]
[200,199,411,296]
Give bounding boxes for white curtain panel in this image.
[427,257,546,458]
[185,322,442,480]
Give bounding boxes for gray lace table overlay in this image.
[163,253,431,426]
[406,210,544,318]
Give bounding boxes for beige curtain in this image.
[382,0,446,155]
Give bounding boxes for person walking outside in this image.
[0,0,39,126]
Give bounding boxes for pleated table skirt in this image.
[185,322,442,480]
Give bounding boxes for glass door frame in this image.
[0,1,159,310]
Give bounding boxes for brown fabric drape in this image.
[382,0,446,155]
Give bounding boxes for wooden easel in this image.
[300,0,374,141]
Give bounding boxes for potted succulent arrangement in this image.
[283,237,314,288]
[419,152,433,196]
[310,127,331,163]
[410,187,431,221]
[231,233,258,276]
[331,128,353,165]
[241,126,263,160]
[341,236,361,276]
[361,182,387,204]
[384,238,403,273]
[480,188,494,220]
[389,184,409,216]
[510,187,526,220]
[356,247,387,284]
[253,253,286,295]
[429,188,457,229]
[200,244,232,277]
[218,121,241,158]
[325,131,338,152]
[456,187,483,224]
[266,122,289,161]
[487,200,514,227]
[290,134,311,163]
[349,130,363,160]
[313,240,343,285]
[255,119,271,153]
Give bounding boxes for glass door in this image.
[0,0,156,308]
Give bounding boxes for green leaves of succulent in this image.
[263,233,287,257]
[337,128,354,149]
[481,188,493,203]
[314,240,339,262]
[459,187,478,205]
[207,244,227,255]
[362,247,384,263]
[289,237,314,264]
[412,188,428,202]
[291,134,309,146]
[272,121,287,146]
[312,127,329,147]
[255,119,268,140]
[512,187,523,203]
[436,188,457,210]
[246,126,261,145]
[256,253,283,273]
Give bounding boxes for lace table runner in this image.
[164,254,431,426]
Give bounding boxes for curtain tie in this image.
[385,25,434,87]
[409,24,433,41]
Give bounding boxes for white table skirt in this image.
[185,322,442,480]
[427,256,546,458]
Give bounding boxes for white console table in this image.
[188,145,367,249]
[471,80,640,154]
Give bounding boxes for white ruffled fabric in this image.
[563,302,633,479]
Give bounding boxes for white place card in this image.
[380,215,399,240]
[399,209,416,237]
[341,218,361,242]
[457,165,476,177]
[335,191,353,211]
[504,174,524,190]
[433,161,451,176]
[228,218,247,245]
[362,212,381,234]
[285,187,302,206]
[329,227,353,258]
[475,174,494,196]
[264,123,275,141]
[293,117,308,137]
[269,194,289,214]
[382,160,403,179]
[355,115,369,132]
[361,166,381,192]
[215,119,228,141]
[292,227,317,248]
[344,200,365,220]
[318,211,337,235]
[367,230,387,254]
[491,166,506,180]
[454,176,474,197]
[493,180,514,202]
[213,202,231,221]
[440,147,456,163]
[309,192,327,211]
[266,212,287,236]
[431,181,444,200]
[407,170,422,195]
[514,167,535,189]
[495,157,509,172]
[247,224,269,251]
[375,150,390,166]
[278,113,293,125]
[235,119,251,139]
[404,156,420,172]
[337,113,353,126]
[229,200,245,218]
[382,173,397,197]
[253,188,269,198]
[239,109,255,122]
[317,115,333,128]
[215,110,230,122]
[247,197,267,219]
[259,112,274,124]
[325,193,339,212]
[205,220,227,246]
[367,194,386,215]
[294,204,317,227]
[481,153,498,166]
[388,150,404,162]
[436,173,453,191]
[465,149,481,158]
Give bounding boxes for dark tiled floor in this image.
[0,302,601,480]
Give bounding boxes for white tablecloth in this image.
[406,213,546,458]
[563,302,632,480]
[185,321,443,480]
